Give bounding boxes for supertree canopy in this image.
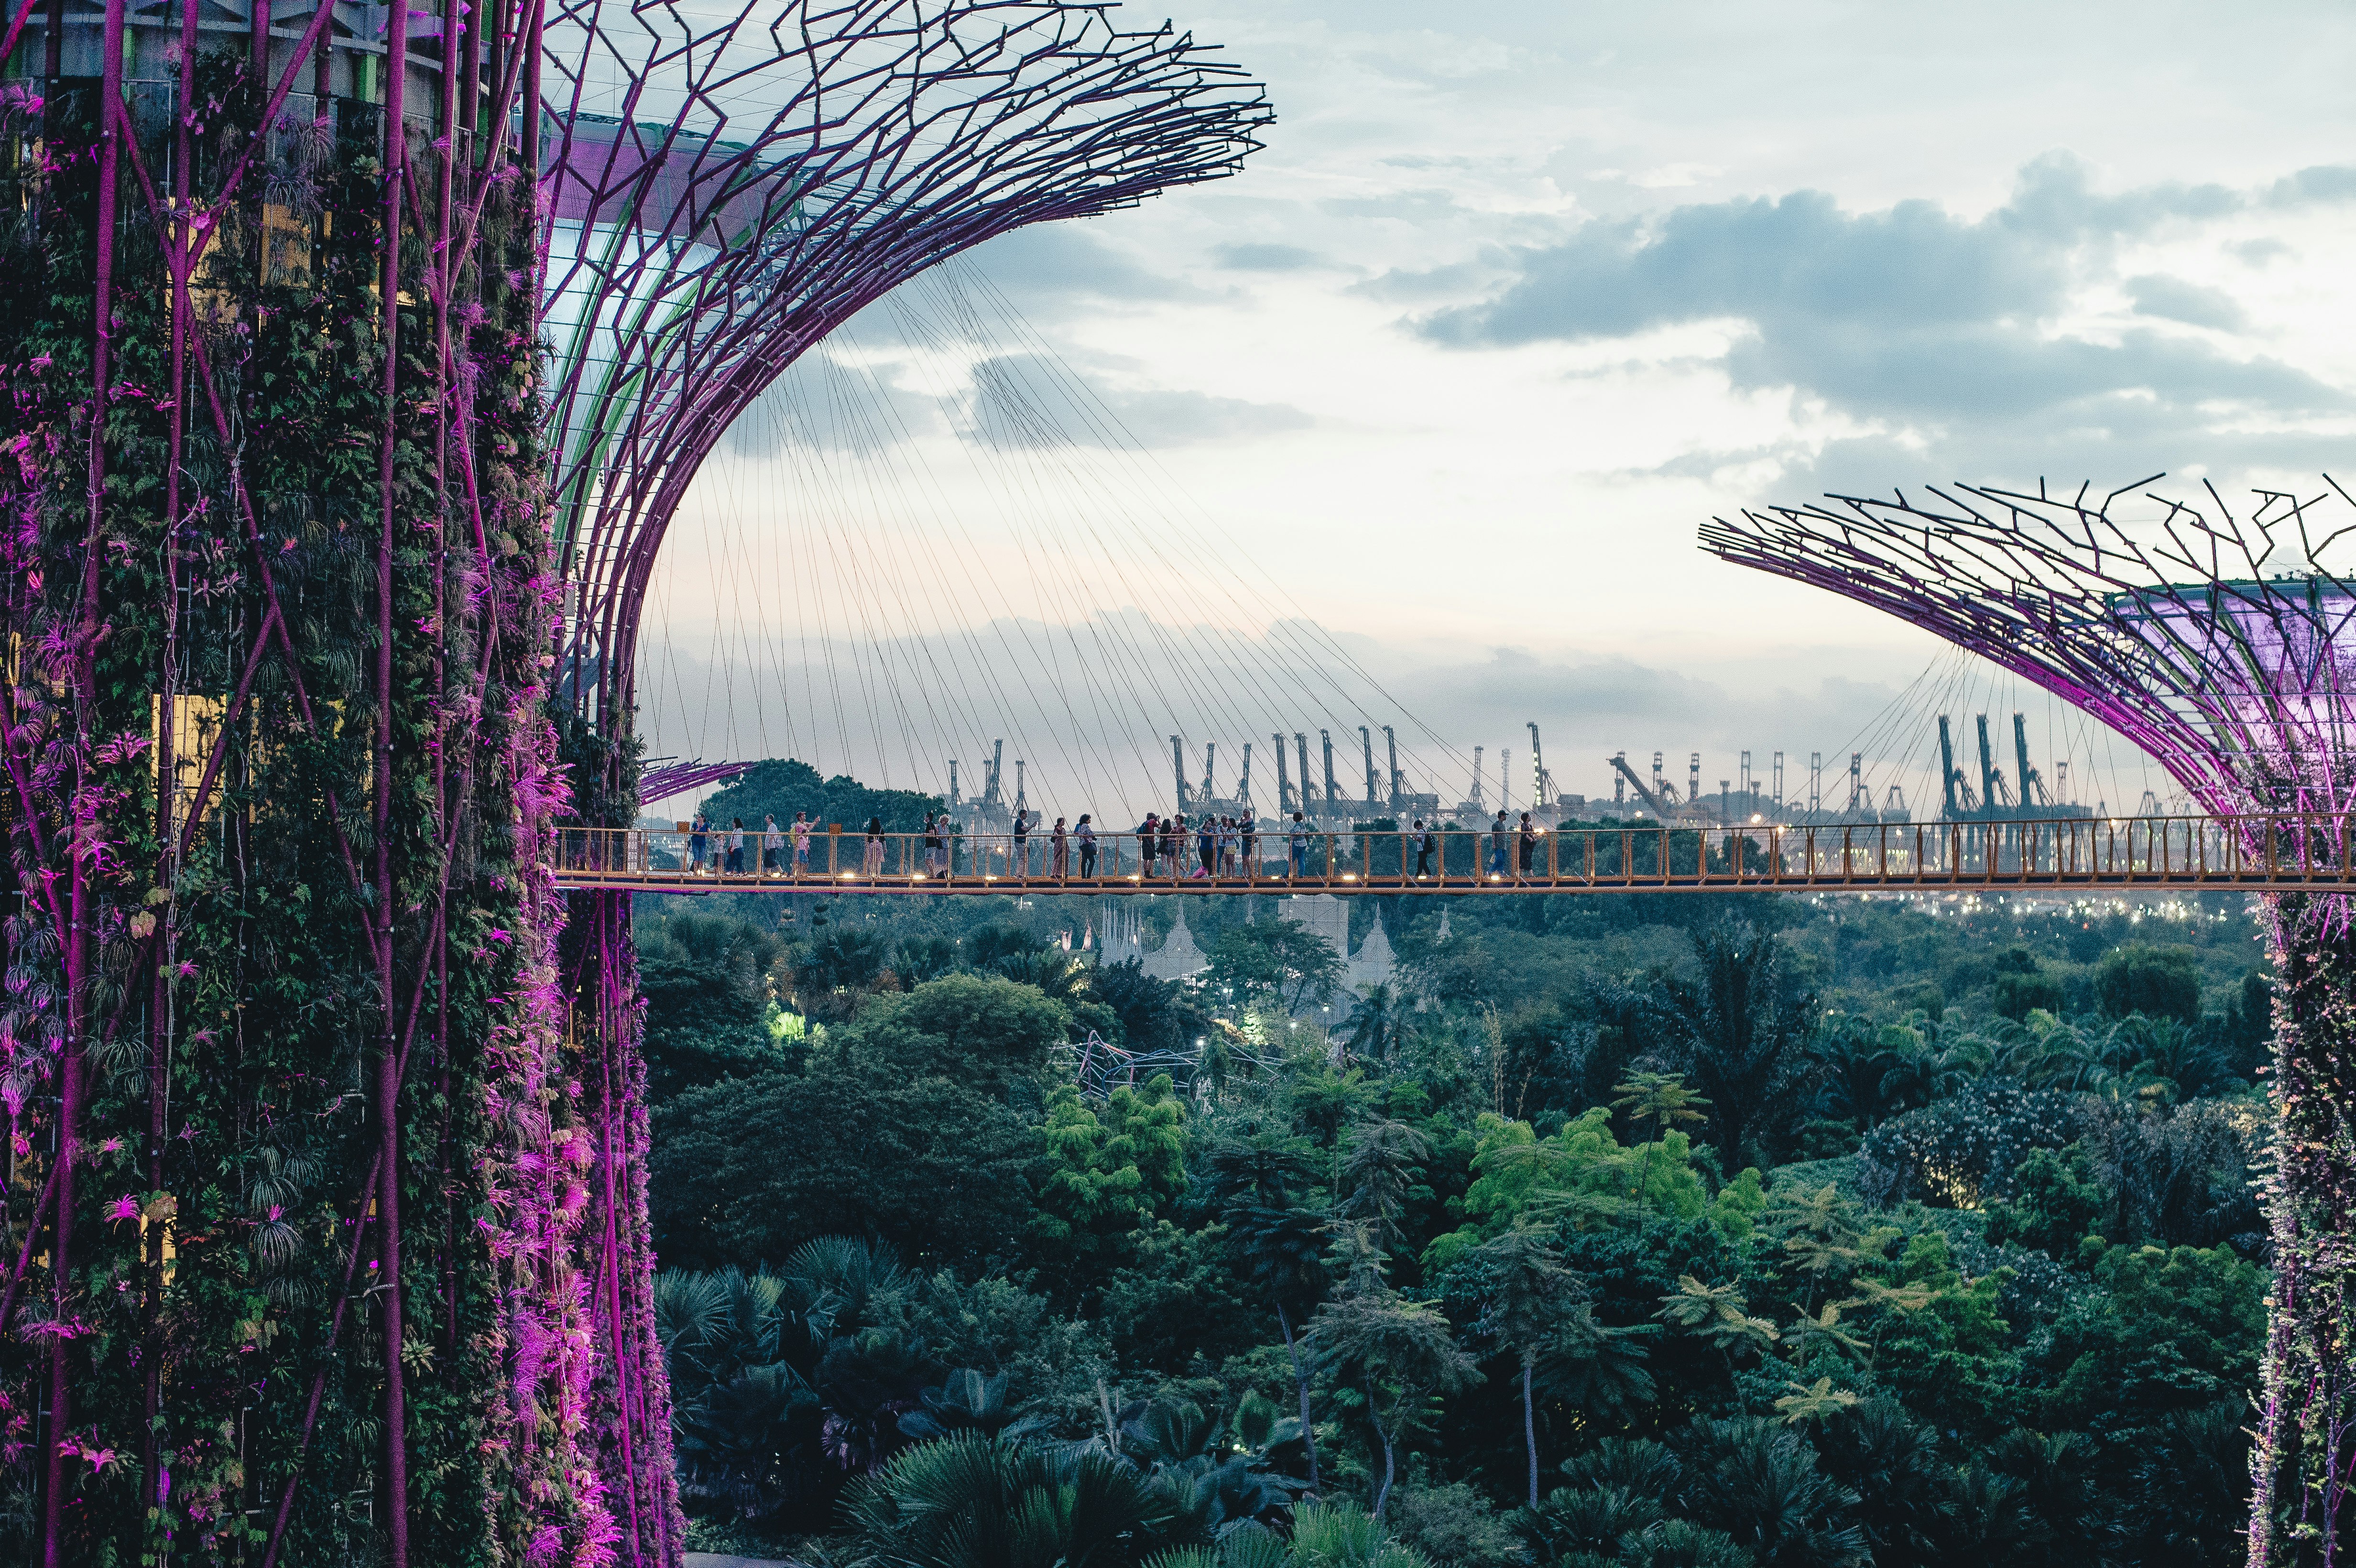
[532,8,1262,1564]
[538,0,1269,742]
[0,0,1261,1560]
[1702,478,2356,1564]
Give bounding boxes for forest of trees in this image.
[644,880,2277,1567]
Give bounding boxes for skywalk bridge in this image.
[552,814,2356,895]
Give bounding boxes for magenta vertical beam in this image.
[45,0,126,1553]
[374,0,414,1559]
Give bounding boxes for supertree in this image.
[0,0,1260,1562]
[531,2,1263,1554]
[1701,477,2356,1562]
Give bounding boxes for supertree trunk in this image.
[0,5,627,1558]
[2255,891,2356,1562]
[1701,477,2356,1562]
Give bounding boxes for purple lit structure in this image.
[539,0,1268,741]
[0,0,1262,1559]
[534,8,1262,1557]
[1702,477,2356,1562]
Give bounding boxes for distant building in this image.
[1142,904,1209,981]
[1347,917,1396,991]
[1284,893,1393,1003]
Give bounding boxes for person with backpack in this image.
[1414,818,1436,879]
[1136,811,1158,877]
[1519,812,1538,879]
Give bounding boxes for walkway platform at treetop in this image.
[551,815,2355,895]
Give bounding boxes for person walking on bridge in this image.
[1013,809,1032,876]
[1488,811,1509,878]
[1414,818,1435,879]
[1052,817,1069,878]
[1518,812,1538,880]
[1165,814,1186,880]
[922,812,946,877]
[1240,814,1258,878]
[689,811,709,874]
[793,812,812,878]
[762,814,783,874]
[1289,812,1309,879]
[724,818,746,875]
[1077,814,1098,878]
[862,815,886,877]
[1197,814,1217,878]
[1137,811,1159,877]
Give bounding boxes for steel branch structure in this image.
[536,0,1270,739]
[1702,477,2356,1564]
[0,0,1262,1559]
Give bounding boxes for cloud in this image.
[964,353,1311,451]
[2124,273,2247,331]
[718,351,946,457]
[1409,153,2350,487]
[1212,241,1328,271]
[961,224,1194,321]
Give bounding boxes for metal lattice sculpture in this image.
[1702,477,2356,1563]
[0,0,1261,1558]
[0,0,584,1559]
[537,0,1269,739]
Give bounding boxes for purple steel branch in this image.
[536,0,1270,733]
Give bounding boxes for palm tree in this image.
[1785,1302,1869,1367]
[1336,1118,1431,1256]
[1656,1275,1780,1383]
[1534,1307,1657,1428]
[1304,1257,1481,1517]
[1467,1228,1587,1506]
[1773,1377,1860,1425]
[1612,1071,1711,1216]
[1649,924,1819,1171]
[840,1432,1177,1568]
[1209,1134,1334,1497]
[1343,983,1413,1063]
[1146,1503,1433,1568]
[1761,1183,1866,1312]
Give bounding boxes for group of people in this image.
[685,811,815,876]
[1131,810,1260,879]
[679,804,1549,882]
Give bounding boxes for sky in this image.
[636,0,2356,821]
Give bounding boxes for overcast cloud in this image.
[644,0,2356,816]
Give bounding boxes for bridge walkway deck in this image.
[551,816,2355,895]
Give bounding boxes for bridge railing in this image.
[550,814,2356,892]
